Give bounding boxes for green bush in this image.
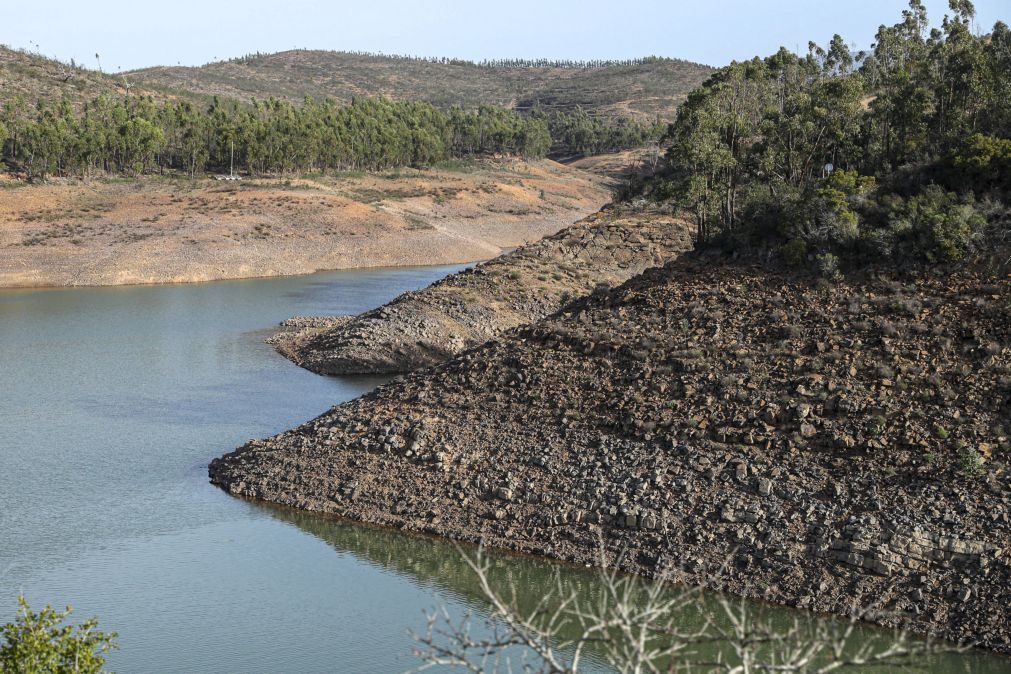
[816,252,841,279]
[781,238,808,267]
[0,597,117,674]
[951,134,1011,192]
[900,187,985,262]
[959,447,986,478]
[813,187,860,245]
[824,169,876,196]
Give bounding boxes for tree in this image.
[0,596,117,673]
[652,0,1009,264]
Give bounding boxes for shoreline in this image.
[0,257,483,292]
[210,249,1011,654]
[272,211,694,376]
[0,158,612,290]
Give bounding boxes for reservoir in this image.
[0,267,1005,673]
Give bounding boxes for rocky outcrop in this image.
[212,252,1011,652]
[275,211,694,374]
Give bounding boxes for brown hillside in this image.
[128,51,714,120]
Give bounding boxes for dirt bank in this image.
[0,158,609,288]
[211,251,1011,652]
[273,210,694,375]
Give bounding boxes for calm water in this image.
[0,268,1006,673]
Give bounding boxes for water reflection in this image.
[267,505,1008,673]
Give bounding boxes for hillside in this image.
[0,158,610,287]
[127,51,714,120]
[0,46,181,105]
[211,249,1011,652]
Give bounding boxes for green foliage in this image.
[950,133,1011,192]
[823,169,875,196]
[890,187,985,262]
[0,596,117,673]
[815,252,841,279]
[536,106,664,156]
[652,1,1010,267]
[0,94,552,181]
[959,447,985,477]
[781,239,808,267]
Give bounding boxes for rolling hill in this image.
[2,46,712,122]
[126,51,714,120]
[0,45,174,105]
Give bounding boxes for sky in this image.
[3,0,1008,72]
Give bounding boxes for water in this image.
[0,268,1006,673]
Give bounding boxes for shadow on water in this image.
[264,504,1010,673]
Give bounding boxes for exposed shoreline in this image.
[0,158,611,289]
[210,248,1011,654]
[271,211,694,375]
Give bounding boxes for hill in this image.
[127,51,714,120]
[0,45,180,106]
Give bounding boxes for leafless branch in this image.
[410,542,965,674]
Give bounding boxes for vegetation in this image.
[536,106,665,157]
[0,597,116,673]
[646,1,1010,267]
[0,94,552,180]
[230,51,680,70]
[0,45,136,109]
[2,45,703,179]
[127,50,713,121]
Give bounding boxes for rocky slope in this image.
[273,211,694,374]
[212,251,1011,652]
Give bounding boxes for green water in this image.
[0,268,1005,673]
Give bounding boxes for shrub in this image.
[873,186,986,263]
[950,134,1011,193]
[813,187,860,245]
[960,447,986,477]
[815,252,841,279]
[781,238,808,267]
[906,188,985,262]
[824,169,876,196]
[0,597,117,673]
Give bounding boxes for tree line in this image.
[651,0,1010,267]
[228,50,696,70]
[0,95,553,180]
[535,106,665,157]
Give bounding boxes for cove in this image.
[0,267,1005,673]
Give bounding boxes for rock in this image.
[211,254,1011,656]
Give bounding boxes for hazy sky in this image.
[4,0,1008,72]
